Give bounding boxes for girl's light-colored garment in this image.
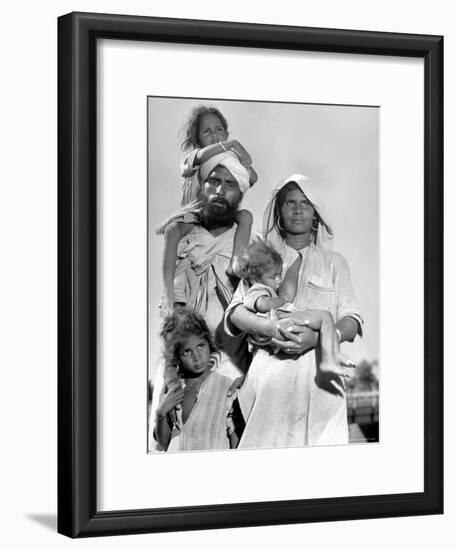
[225,174,363,449]
[181,149,201,206]
[167,371,235,452]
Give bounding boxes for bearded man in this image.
[168,153,251,374]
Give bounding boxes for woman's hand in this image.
[271,320,318,355]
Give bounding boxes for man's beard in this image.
[199,197,239,230]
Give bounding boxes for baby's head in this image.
[160,307,216,378]
[242,240,283,291]
[182,105,228,150]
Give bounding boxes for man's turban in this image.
[200,152,250,194]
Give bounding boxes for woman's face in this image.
[280,187,315,235]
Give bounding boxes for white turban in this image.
[199,152,250,194]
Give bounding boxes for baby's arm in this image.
[162,222,194,315]
[278,255,302,303]
[255,294,287,313]
[228,210,253,276]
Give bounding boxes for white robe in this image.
[226,243,363,449]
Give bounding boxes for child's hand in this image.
[157,383,184,417]
[224,139,253,168]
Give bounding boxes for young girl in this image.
[179,105,258,205]
[154,308,240,451]
[237,240,355,378]
[158,106,258,316]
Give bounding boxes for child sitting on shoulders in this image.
[157,106,258,316]
[179,105,258,205]
[237,240,354,378]
[154,307,240,452]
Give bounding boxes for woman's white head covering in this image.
[263,173,334,252]
[199,152,250,194]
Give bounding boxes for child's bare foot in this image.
[335,351,356,370]
[159,298,174,319]
[319,357,351,378]
[226,256,244,278]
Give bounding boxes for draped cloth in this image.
[173,224,236,321]
[199,152,250,194]
[167,371,235,452]
[226,174,363,449]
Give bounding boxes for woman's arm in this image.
[229,304,278,338]
[333,252,363,337]
[229,304,318,355]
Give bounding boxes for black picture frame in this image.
[58,11,443,538]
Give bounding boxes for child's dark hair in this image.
[181,105,228,152]
[160,307,217,370]
[241,240,283,284]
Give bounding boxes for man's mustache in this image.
[208,196,229,207]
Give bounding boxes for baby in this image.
[239,240,354,377]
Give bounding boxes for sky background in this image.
[148,97,379,376]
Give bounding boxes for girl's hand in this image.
[224,139,252,167]
[157,384,184,417]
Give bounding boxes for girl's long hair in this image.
[160,307,217,372]
[181,106,228,152]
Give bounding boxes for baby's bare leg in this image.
[300,310,352,377]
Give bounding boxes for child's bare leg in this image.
[301,310,353,377]
[161,222,194,316]
[228,209,253,276]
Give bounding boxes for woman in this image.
[225,174,363,448]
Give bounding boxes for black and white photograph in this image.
[147,97,379,453]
